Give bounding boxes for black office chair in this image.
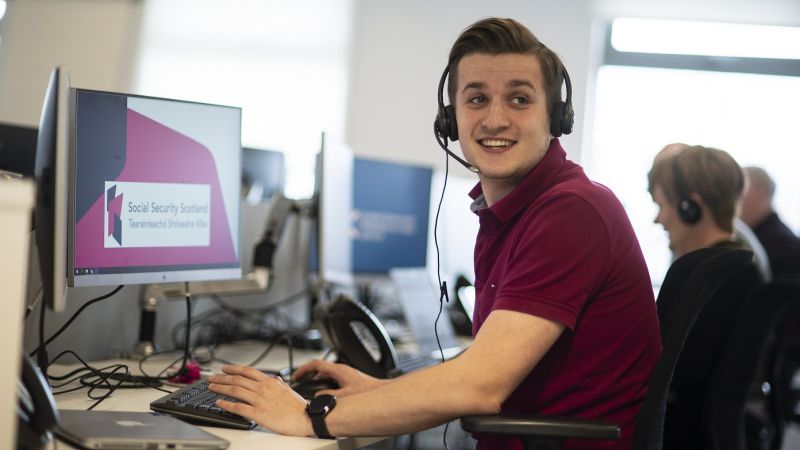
[460,247,753,450]
[741,279,800,450]
[663,260,762,450]
[703,280,798,450]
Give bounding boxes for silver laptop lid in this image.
[56,410,229,450]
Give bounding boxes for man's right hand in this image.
[293,360,390,397]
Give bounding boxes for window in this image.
[585,18,800,284]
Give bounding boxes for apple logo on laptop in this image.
[115,420,154,427]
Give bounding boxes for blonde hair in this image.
[648,145,744,232]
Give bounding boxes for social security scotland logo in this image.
[106,184,124,245]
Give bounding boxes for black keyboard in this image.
[389,352,441,377]
[150,380,256,430]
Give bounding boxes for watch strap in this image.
[310,412,335,439]
[306,395,336,439]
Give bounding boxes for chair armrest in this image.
[460,414,621,440]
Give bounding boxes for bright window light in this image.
[611,17,800,60]
[0,1,6,22]
[586,66,800,284]
[135,0,353,199]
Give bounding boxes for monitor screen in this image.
[0,122,38,177]
[68,89,242,286]
[352,158,432,274]
[241,147,285,203]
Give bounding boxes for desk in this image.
[51,342,387,450]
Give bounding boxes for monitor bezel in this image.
[67,88,243,287]
[34,67,71,311]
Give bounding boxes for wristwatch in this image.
[306,394,337,439]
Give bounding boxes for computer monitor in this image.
[241,147,285,203]
[310,133,353,288]
[352,158,432,274]
[67,89,242,287]
[0,122,38,177]
[34,67,71,312]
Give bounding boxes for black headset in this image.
[671,154,702,224]
[433,62,575,144]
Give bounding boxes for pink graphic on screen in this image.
[75,109,236,268]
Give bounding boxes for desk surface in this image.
[51,342,386,450]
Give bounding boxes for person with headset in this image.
[206,18,660,450]
[647,144,769,449]
[649,144,773,280]
[648,143,749,257]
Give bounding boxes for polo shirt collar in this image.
[469,138,566,223]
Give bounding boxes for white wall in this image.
[0,0,142,126]
[345,0,592,174]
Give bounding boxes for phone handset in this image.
[316,295,399,379]
[17,354,59,449]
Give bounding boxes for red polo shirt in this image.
[471,140,661,450]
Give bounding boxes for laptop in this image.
[388,268,465,374]
[55,409,229,450]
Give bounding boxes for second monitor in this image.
[352,158,432,274]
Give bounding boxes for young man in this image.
[208,18,660,450]
[740,166,800,278]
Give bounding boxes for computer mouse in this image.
[290,373,339,400]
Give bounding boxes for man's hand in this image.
[293,359,390,397]
[208,365,312,436]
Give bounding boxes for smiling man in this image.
[207,18,660,450]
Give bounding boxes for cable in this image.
[433,142,451,364]
[135,283,194,383]
[46,350,171,411]
[30,285,125,360]
[170,287,312,352]
[178,282,192,377]
[433,141,453,450]
[37,285,49,375]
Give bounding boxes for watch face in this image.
[307,394,337,415]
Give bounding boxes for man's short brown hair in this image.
[648,144,745,233]
[447,18,566,117]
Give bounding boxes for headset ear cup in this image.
[678,199,702,224]
[444,105,458,141]
[434,109,448,140]
[435,105,458,141]
[561,105,574,136]
[550,102,565,137]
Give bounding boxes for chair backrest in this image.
[632,247,753,450]
[769,280,800,445]
[704,280,799,450]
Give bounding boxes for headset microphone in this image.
[433,122,479,173]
